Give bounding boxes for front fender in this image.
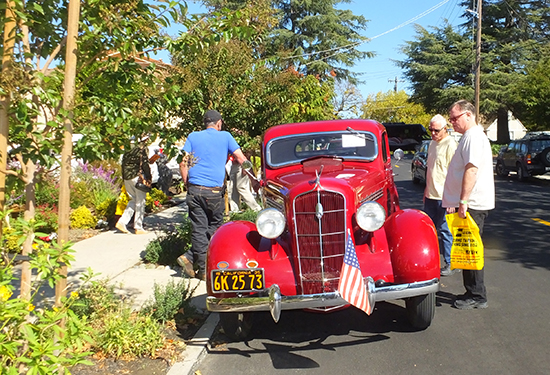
[207,221,297,296]
[384,209,440,283]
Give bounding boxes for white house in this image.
[485,111,527,141]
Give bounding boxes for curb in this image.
[167,313,219,375]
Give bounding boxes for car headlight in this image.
[356,201,386,232]
[256,208,286,239]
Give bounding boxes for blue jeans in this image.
[423,198,453,265]
[185,184,224,275]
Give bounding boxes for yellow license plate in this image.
[211,269,264,292]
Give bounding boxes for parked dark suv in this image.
[495,132,550,181]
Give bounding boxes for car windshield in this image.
[266,130,377,167]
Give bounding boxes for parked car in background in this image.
[495,132,550,181]
[384,122,430,151]
[205,119,440,340]
[411,140,431,184]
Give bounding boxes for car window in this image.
[266,131,378,167]
[529,139,550,152]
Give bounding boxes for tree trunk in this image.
[20,160,36,300]
[56,0,81,307]
[496,106,511,144]
[0,0,17,236]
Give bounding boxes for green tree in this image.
[202,0,372,83]
[361,90,432,126]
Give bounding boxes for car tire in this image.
[495,161,508,177]
[219,312,253,341]
[540,147,550,167]
[405,293,435,330]
[517,163,529,182]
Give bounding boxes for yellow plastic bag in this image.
[445,212,484,270]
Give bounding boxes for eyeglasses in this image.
[449,111,468,123]
[428,127,445,133]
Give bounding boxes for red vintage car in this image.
[206,119,440,339]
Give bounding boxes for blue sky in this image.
[154,0,468,99]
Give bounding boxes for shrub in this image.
[72,278,120,320]
[145,188,168,213]
[0,228,95,374]
[72,161,120,214]
[95,197,118,222]
[35,173,59,207]
[70,206,96,229]
[142,279,197,324]
[144,217,192,266]
[95,308,163,359]
[229,208,259,223]
[2,227,20,253]
[35,203,59,232]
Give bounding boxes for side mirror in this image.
[242,160,253,171]
[393,149,404,162]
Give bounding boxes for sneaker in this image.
[177,256,195,278]
[454,298,488,310]
[115,221,129,234]
[134,229,148,235]
[440,264,461,276]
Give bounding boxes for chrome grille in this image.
[293,191,346,294]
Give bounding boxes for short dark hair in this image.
[450,100,475,117]
[203,110,223,128]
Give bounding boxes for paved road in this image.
[198,156,550,375]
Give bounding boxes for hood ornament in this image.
[312,165,325,190]
[315,202,324,220]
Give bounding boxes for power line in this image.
[286,0,453,61]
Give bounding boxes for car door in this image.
[502,142,516,169]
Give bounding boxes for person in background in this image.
[423,114,458,276]
[443,100,495,309]
[228,154,261,212]
[177,110,250,280]
[116,136,154,235]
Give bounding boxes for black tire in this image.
[406,293,435,330]
[517,163,529,182]
[219,312,254,341]
[540,147,550,167]
[495,161,508,177]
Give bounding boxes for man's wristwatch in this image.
[459,200,468,205]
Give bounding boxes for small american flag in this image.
[338,229,372,315]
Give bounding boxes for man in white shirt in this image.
[443,100,495,310]
[424,114,458,276]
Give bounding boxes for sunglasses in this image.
[449,111,468,123]
[428,127,445,133]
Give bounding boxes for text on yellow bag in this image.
[445,212,484,270]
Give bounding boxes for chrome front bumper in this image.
[206,277,440,322]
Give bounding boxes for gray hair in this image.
[430,114,447,129]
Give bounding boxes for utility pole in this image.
[474,0,482,121]
[388,77,404,93]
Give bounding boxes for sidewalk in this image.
[64,197,217,374]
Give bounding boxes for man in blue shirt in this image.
[177,110,248,280]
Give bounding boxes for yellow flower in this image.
[0,285,12,301]
[27,304,35,312]
[32,243,39,250]
[71,291,79,299]
[53,306,59,312]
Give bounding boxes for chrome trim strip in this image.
[360,188,384,204]
[206,278,440,316]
